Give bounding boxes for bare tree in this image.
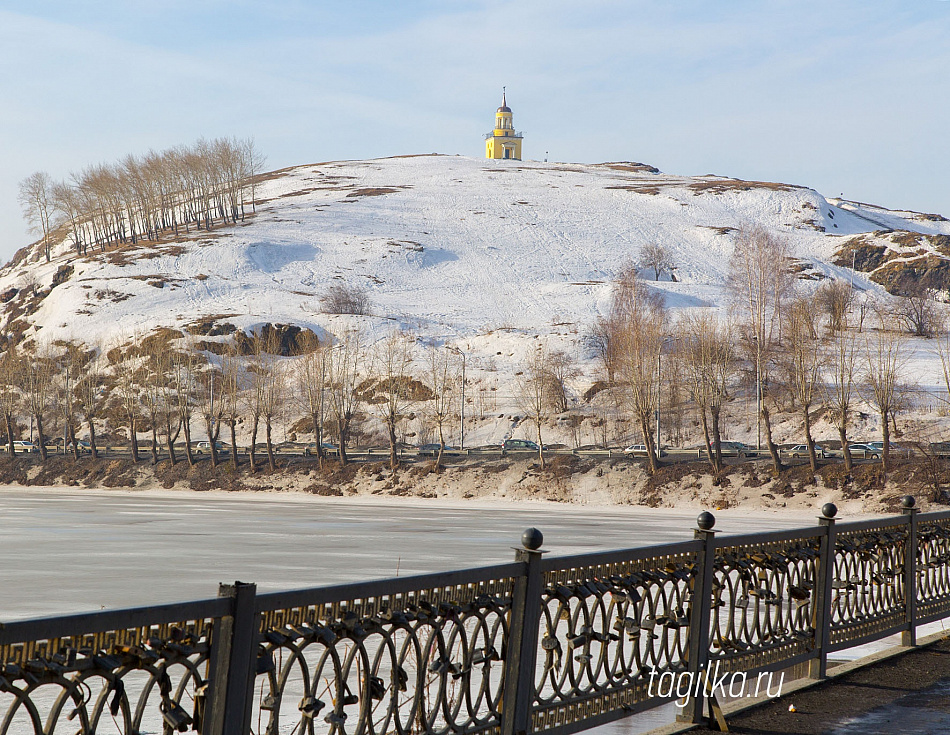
[260,355,285,471]
[370,332,417,471]
[0,349,20,458]
[220,341,241,469]
[895,284,940,338]
[864,330,910,471]
[171,344,199,466]
[326,330,365,465]
[76,348,107,459]
[786,298,824,473]
[55,344,85,459]
[816,279,851,334]
[113,344,142,462]
[680,314,735,474]
[18,172,56,262]
[729,226,795,473]
[825,329,858,471]
[24,344,55,461]
[515,345,552,469]
[611,267,667,473]
[295,346,329,467]
[320,283,373,316]
[640,242,675,281]
[423,345,456,467]
[198,355,224,469]
[545,350,577,414]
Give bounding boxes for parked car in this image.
[305,442,338,456]
[502,439,540,452]
[787,444,829,459]
[624,444,666,457]
[930,442,950,456]
[195,441,230,455]
[847,443,882,459]
[717,441,750,457]
[66,440,92,454]
[418,443,460,456]
[11,440,37,454]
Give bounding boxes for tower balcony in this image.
[484,131,524,140]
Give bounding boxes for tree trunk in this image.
[229,420,239,469]
[5,415,15,459]
[637,412,657,474]
[881,411,891,472]
[67,422,79,460]
[839,426,853,471]
[129,417,139,463]
[265,419,276,470]
[711,405,724,472]
[536,422,546,471]
[311,413,324,469]
[761,406,783,474]
[88,419,98,459]
[338,417,349,466]
[803,409,817,474]
[150,424,159,465]
[388,418,398,472]
[35,414,47,461]
[205,417,218,469]
[249,414,260,472]
[698,409,720,473]
[182,417,194,467]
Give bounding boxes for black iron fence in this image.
[2,496,950,735]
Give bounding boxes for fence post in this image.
[809,503,837,679]
[501,528,545,735]
[203,581,258,735]
[678,511,716,724]
[902,495,919,647]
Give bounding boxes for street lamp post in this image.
[445,345,466,450]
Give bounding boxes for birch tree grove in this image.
[371,332,417,472]
[26,138,265,256]
[865,330,909,471]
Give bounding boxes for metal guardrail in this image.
[2,497,949,734]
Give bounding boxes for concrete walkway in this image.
[649,631,950,735]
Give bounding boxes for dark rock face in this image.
[234,323,321,356]
[51,264,74,288]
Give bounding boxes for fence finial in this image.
[696,511,716,531]
[821,503,838,519]
[522,527,543,550]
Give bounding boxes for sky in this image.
[1,0,948,262]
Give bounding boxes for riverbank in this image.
[1,452,945,515]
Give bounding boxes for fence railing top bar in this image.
[835,516,910,535]
[0,596,229,647]
[917,509,950,524]
[539,539,702,574]
[254,561,525,614]
[713,525,825,550]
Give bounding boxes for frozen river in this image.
[0,485,827,621]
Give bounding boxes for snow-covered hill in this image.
[7,154,948,345]
[4,153,950,446]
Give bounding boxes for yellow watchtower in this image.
[485,89,523,160]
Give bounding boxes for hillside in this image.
[3,154,950,449]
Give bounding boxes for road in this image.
[0,486,826,622]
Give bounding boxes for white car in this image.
[624,444,666,457]
[195,441,230,455]
[12,441,37,454]
[787,444,829,459]
[847,443,882,459]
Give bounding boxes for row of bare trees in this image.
[18,138,265,261]
[590,227,930,477]
[0,328,472,475]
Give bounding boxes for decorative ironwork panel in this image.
[916,516,950,621]
[531,550,700,733]
[829,523,907,647]
[253,576,517,735]
[0,618,214,735]
[709,536,821,674]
